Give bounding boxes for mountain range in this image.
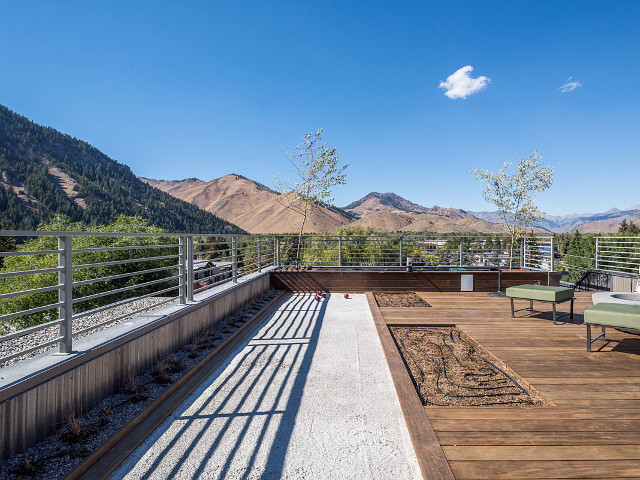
[146,177,639,234]
[0,104,637,235]
[471,207,640,234]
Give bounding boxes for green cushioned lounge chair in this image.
[584,302,640,352]
[506,284,575,324]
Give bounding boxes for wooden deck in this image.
[377,292,640,480]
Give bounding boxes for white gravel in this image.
[109,293,421,480]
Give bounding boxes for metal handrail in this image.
[1,229,638,364]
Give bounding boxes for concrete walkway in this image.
[109,293,421,480]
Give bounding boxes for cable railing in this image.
[0,231,277,364]
[2,229,639,364]
[276,234,554,270]
[596,237,640,274]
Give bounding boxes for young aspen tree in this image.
[474,151,553,270]
[274,129,348,267]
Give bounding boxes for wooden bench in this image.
[506,284,575,324]
[584,302,640,352]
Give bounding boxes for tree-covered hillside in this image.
[0,105,245,233]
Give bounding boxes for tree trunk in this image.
[509,234,514,270]
[296,207,308,267]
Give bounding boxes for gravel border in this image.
[1,297,172,368]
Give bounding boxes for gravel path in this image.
[109,293,421,480]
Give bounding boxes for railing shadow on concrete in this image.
[109,293,326,479]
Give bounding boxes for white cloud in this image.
[438,65,491,99]
[559,77,582,92]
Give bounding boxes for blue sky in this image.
[1,1,638,215]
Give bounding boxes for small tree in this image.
[0,224,16,268]
[274,129,348,266]
[619,219,640,235]
[473,151,553,269]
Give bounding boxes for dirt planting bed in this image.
[374,292,431,307]
[389,326,551,407]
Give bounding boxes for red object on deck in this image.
[344,294,349,299]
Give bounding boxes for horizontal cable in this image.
[0,266,64,279]
[0,284,61,301]
[72,275,179,304]
[72,243,180,253]
[72,296,178,337]
[71,284,180,322]
[0,302,64,323]
[0,249,61,257]
[0,317,64,343]
[72,264,178,287]
[72,254,178,270]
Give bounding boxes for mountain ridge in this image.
[471,207,640,233]
[140,175,353,234]
[0,104,244,233]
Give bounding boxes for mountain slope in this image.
[345,192,500,233]
[0,105,243,233]
[345,192,432,216]
[140,175,353,234]
[353,211,503,233]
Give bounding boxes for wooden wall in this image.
[270,270,550,293]
[0,274,270,459]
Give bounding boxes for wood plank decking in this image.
[377,292,640,480]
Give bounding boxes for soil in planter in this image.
[389,326,552,406]
[375,293,431,307]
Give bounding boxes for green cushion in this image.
[506,284,574,302]
[584,303,640,330]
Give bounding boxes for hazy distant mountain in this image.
[141,175,353,234]
[0,105,243,233]
[471,206,640,233]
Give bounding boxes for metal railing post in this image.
[58,235,73,354]
[550,236,556,271]
[399,237,403,266]
[178,236,186,304]
[520,238,525,268]
[338,236,342,267]
[186,235,194,302]
[276,236,281,267]
[274,236,278,267]
[257,236,262,272]
[595,237,600,270]
[232,236,238,283]
[459,237,464,266]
